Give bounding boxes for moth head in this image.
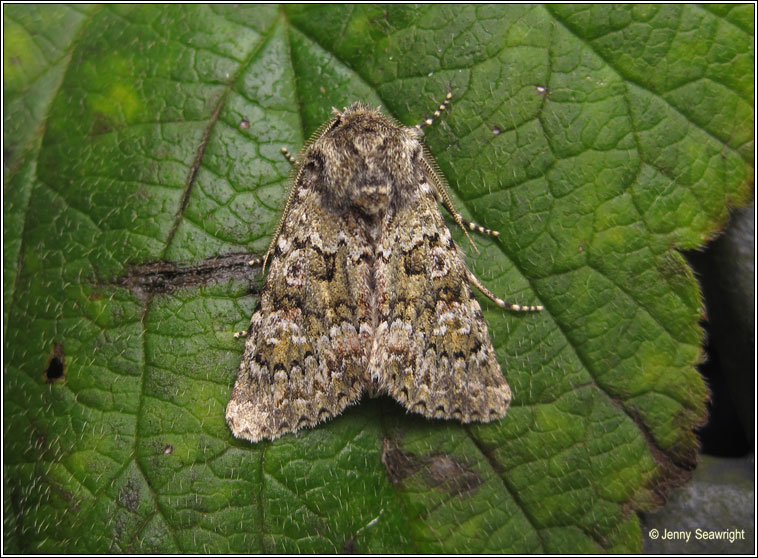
[303,103,423,216]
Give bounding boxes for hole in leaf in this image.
[45,342,65,383]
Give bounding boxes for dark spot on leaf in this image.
[423,453,482,496]
[381,438,482,496]
[112,252,261,298]
[90,112,113,135]
[381,438,423,484]
[113,514,128,543]
[342,538,357,554]
[118,478,140,512]
[51,483,79,513]
[45,342,65,383]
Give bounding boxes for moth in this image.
[226,93,542,443]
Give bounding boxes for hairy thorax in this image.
[301,106,423,218]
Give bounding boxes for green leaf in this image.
[3,4,753,553]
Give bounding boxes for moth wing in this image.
[226,188,371,442]
[369,184,511,422]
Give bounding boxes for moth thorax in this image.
[352,171,391,215]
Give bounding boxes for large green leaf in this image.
[3,4,753,553]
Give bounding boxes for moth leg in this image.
[280,146,298,165]
[466,268,543,312]
[415,91,452,131]
[458,214,500,237]
[413,90,487,253]
[427,185,501,249]
[435,192,501,238]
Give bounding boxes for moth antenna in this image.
[260,178,298,276]
[261,251,272,275]
[419,147,480,254]
[260,116,340,277]
[446,202,479,253]
[429,167,479,254]
[466,268,543,312]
